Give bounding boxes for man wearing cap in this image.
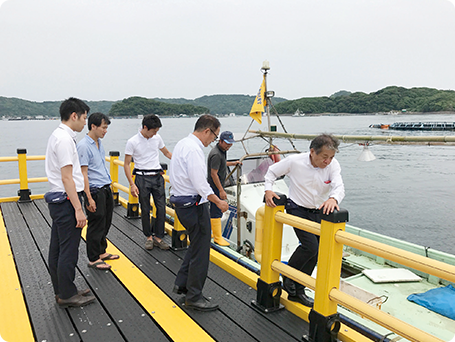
[207,131,241,246]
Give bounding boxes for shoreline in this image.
[2,111,455,121]
[289,111,455,117]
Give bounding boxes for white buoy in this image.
[358,145,376,162]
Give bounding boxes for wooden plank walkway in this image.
[0,199,309,342]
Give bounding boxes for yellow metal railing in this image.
[3,150,452,341]
[256,201,452,342]
[0,151,186,246]
[106,153,187,248]
[0,149,47,203]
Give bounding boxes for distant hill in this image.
[109,97,209,117]
[0,94,286,118]
[2,87,455,118]
[275,86,455,114]
[0,98,116,118]
[330,90,352,98]
[155,94,288,115]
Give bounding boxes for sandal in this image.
[101,253,120,261]
[88,261,111,270]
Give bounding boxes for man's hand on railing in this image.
[265,190,280,208]
[319,197,339,215]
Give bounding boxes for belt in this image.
[302,206,320,213]
[135,171,160,176]
[133,168,162,176]
[89,184,111,190]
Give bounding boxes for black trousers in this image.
[135,174,166,238]
[175,202,211,302]
[209,187,222,219]
[48,196,83,300]
[286,205,321,295]
[86,186,114,262]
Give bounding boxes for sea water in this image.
[1,114,454,254]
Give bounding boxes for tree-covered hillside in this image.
[275,86,455,114]
[109,97,209,117]
[1,86,455,118]
[155,94,287,115]
[0,98,115,118]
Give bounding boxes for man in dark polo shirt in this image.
[207,131,240,246]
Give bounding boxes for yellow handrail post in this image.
[309,208,349,342]
[17,149,31,202]
[251,194,287,313]
[109,151,120,205]
[171,213,188,250]
[125,159,140,219]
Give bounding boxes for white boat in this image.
[221,156,299,261]
[214,131,455,342]
[210,65,455,342]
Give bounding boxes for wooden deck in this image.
[0,199,309,342]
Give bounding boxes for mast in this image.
[262,60,273,150]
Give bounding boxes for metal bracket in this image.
[238,211,248,219]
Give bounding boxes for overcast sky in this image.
[1,0,455,102]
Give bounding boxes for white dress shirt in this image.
[45,123,84,193]
[264,152,345,208]
[125,130,165,170]
[169,133,214,203]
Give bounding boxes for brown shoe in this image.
[55,289,91,303]
[57,293,96,308]
[145,239,154,250]
[153,238,170,250]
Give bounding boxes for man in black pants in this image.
[124,114,172,250]
[77,112,117,270]
[170,115,228,311]
[264,134,345,307]
[45,97,96,307]
[207,130,240,246]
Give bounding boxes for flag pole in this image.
[261,60,272,148]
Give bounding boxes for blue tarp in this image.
[407,284,455,320]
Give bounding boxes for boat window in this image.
[226,156,282,186]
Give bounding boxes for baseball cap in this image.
[220,131,235,144]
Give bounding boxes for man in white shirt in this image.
[45,97,96,308]
[124,114,172,250]
[264,134,345,307]
[170,114,228,312]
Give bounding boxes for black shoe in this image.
[287,293,314,307]
[282,277,297,296]
[57,293,96,308]
[173,284,188,295]
[185,298,219,312]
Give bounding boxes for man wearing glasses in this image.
[170,114,228,312]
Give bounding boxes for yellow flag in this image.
[249,75,265,124]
